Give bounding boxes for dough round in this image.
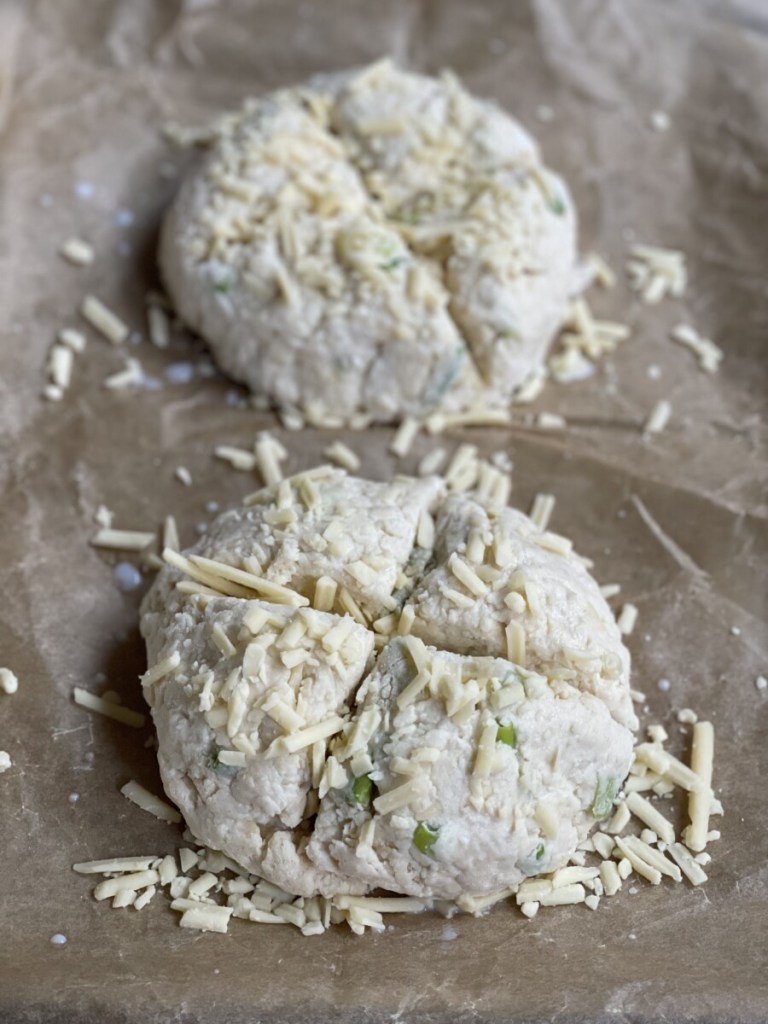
[140,471,633,901]
[160,60,577,423]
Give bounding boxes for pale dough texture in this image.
[161,60,577,423]
[140,472,633,900]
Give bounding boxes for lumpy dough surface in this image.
[140,472,634,900]
[160,60,578,423]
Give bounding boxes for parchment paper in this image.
[1,1,767,1022]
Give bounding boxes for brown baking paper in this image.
[1,0,767,1021]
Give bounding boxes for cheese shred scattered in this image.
[390,416,421,458]
[60,237,94,266]
[91,528,156,551]
[683,721,715,852]
[617,603,639,636]
[324,441,361,472]
[120,780,181,824]
[73,688,146,728]
[644,399,672,436]
[530,493,555,531]
[0,668,19,695]
[81,295,130,344]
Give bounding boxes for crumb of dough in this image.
[0,668,19,695]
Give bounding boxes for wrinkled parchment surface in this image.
[1,1,767,1021]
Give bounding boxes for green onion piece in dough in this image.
[351,774,373,807]
[412,821,440,857]
[496,722,517,748]
[549,194,566,215]
[592,775,619,818]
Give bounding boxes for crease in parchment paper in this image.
[630,495,708,579]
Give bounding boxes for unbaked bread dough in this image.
[160,60,577,423]
[140,470,634,901]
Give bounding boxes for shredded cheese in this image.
[613,837,661,885]
[417,447,447,476]
[529,493,555,531]
[396,669,430,710]
[73,688,146,728]
[49,344,74,390]
[472,722,499,780]
[60,237,94,266]
[214,445,257,471]
[337,587,368,626]
[625,791,675,845]
[670,323,723,374]
[93,870,160,901]
[683,720,715,852]
[551,866,599,888]
[515,367,547,403]
[179,905,233,934]
[617,603,639,636]
[312,575,337,612]
[58,327,87,353]
[91,528,156,551]
[255,433,286,487]
[390,416,421,458]
[178,848,199,873]
[178,551,307,606]
[448,553,487,596]
[398,605,416,636]
[644,399,672,436]
[536,412,566,430]
[588,252,616,288]
[538,884,585,907]
[668,843,708,885]
[0,668,19,695]
[133,885,157,910]
[147,304,171,349]
[636,743,706,793]
[417,509,435,549]
[599,859,622,896]
[372,776,425,815]
[211,623,236,657]
[606,801,631,834]
[103,358,144,391]
[141,651,181,688]
[324,441,361,472]
[279,715,345,754]
[81,295,129,344]
[627,244,686,303]
[533,530,572,556]
[163,515,180,551]
[73,856,157,875]
[262,694,306,734]
[620,835,681,882]
[505,620,526,666]
[120,780,181,823]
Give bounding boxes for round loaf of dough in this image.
[140,470,633,901]
[160,60,577,423]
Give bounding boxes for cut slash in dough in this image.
[140,472,633,900]
[310,639,633,899]
[161,60,578,423]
